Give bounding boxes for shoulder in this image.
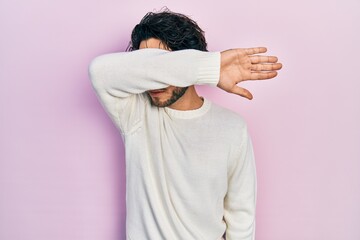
[207,100,248,130]
[204,100,252,150]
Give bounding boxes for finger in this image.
[244,47,267,55]
[250,71,278,80]
[251,63,283,71]
[250,56,278,64]
[230,85,253,100]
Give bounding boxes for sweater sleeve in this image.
[224,125,257,240]
[88,48,220,134]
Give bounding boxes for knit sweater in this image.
[88,48,257,240]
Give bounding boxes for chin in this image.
[150,99,172,108]
[147,86,187,108]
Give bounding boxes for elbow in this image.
[88,56,105,83]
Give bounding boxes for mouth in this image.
[148,89,166,97]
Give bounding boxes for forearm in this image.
[88,48,220,98]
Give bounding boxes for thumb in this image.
[230,85,253,100]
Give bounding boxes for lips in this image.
[148,89,166,96]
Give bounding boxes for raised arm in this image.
[89,48,220,98]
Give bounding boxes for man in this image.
[89,9,282,240]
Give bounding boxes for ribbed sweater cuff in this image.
[196,52,221,87]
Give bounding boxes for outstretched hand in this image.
[218,47,282,100]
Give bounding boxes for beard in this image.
[148,87,188,107]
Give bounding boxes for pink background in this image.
[1,0,359,239]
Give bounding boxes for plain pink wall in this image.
[1,0,359,239]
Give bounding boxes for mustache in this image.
[148,88,167,93]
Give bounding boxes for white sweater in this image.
[88,48,257,240]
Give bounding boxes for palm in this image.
[218,47,282,100]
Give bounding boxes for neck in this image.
[168,86,203,111]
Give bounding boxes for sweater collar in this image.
[164,97,211,119]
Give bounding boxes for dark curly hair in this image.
[126,7,208,52]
